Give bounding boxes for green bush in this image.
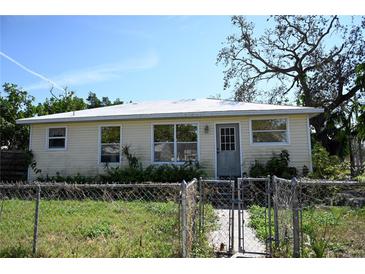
[249,161,267,178]
[302,165,309,177]
[356,174,365,183]
[37,145,206,183]
[310,143,350,180]
[249,150,297,179]
[37,172,95,183]
[38,162,205,184]
[100,161,206,183]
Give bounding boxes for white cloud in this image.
[0,51,65,91]
[24,51,159,91]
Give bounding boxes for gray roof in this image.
[16,98,324,124]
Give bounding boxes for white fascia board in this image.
[16,108,324,125]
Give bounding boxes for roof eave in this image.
[16,108,324,125]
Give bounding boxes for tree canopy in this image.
[0,83,124,150]
[218,15,365,157]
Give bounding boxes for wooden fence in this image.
[0,150,28,181]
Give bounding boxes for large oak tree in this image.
[218,16,365,156]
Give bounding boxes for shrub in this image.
[101,161,206,183]
[249,161,268,178]
[249,150,297,179]
[37,145,206,183]
[99,166,145,183]
[310,143,350,180]
[265,150,290,176]
[37,172,95,183]
[302,165,309,177]
[356,174,365,183]
[122,145,141,169]
[38,162,206,184]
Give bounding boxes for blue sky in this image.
[0,16,358,104]
[1,16,254,103]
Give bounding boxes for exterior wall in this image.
[28,114,311,181]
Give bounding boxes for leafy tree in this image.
[0,83,36,149]
[36,88,87,115]
[1,84,126,150]
[310,143,350,179]
[86,91,124,109]
[86,92,102,108]
[355,64,365,140]
[218,16,365,156]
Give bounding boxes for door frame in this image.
[214,121,243,179]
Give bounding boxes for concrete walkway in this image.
[209,209,266,257]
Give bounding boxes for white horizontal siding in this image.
[29,114,311,181]
[242,115,310,175]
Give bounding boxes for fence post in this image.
[230,179,235,254]
[272,176,280,247]
[198,177,203,233]
[181,180,188,258]
[267,175,273,257]
[32,184,41,256]
[237,178,242,253]
[291,177,300,258]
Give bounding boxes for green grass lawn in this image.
[248,205,365,257]
[0,199,183,258]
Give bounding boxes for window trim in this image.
[46,126,68,151]
[98,125,122,165]
[249,117,290,146]
[151,122,200,164]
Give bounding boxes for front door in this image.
[216,123,241,178]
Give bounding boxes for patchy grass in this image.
[0,199,217,258]
[0,199,182,258]
[191,204,216,258]
[248,205,365,257]
[302,207,365,258]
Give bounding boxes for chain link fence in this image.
[199,178,271,257]
[298,179,365,258]
[199,179,234,255]
[1,177,364,258]
[272,176,365,258]
[0,181,210,258]
[239,177,271,257]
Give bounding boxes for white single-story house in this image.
[16,98,323,181]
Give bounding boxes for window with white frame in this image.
[100,126,121,163]
[153,124,198,163]
[48,127,67,149]
[251,119,288,144]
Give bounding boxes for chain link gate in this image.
[235,177,272,257]
[201,177,273,257]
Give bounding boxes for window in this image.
[251,119,288,144]
[153,124,198,163]
[100,126,121,163]
[220,127,235,151]
[48,127,67,149]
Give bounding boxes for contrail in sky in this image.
[0,51,65,91]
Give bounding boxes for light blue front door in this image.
[216,123,241,178]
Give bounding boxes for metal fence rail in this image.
[199,177,272,257]
[238,177,271,257]
[272,176,365,258]
[0,181,192,258]
[1,177,363,258]
[199,178,234,255]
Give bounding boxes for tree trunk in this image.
[349,135,355,177]
[359,138,364,171]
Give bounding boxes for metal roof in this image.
[16,98,324,124]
